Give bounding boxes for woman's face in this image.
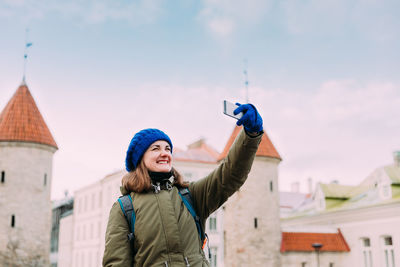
[142,140,172,173]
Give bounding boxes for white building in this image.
[281,151,400,267]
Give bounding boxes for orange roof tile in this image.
[0,83,58,149]
[280,230,350,252]
[218,126,281,161]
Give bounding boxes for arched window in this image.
[381,235,395,267]
[44,173,47,186]
[11,215,15,227]
[360,237,373,267]
[1,171,5,183]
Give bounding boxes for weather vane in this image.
[243,59,249,103]
[22,28,33,84]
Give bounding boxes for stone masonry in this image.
[224,157,282,267]
[0,142,56,265]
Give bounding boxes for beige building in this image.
[0,82,58,266]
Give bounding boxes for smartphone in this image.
[223,100,243,120]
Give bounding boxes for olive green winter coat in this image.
[103,130,262,267]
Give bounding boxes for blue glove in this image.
[234,103,263,133]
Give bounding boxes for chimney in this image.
[307,177,313,194]
[394,151,400,167]
[291,182,300,193]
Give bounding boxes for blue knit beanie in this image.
[125,128,173,172]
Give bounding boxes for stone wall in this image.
[224,157,281,267]
[0,142,55,266]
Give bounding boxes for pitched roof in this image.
[319,183,357,199]
[218,126,281,161]
[0,83,58,149]
[384,165,400,184]
[173,138,219,163]
[280,230,350,252]
[280,191,310,210]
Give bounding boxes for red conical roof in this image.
[0,83,58,149]
[218,126,281,161]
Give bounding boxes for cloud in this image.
[281,0,349,35]
[0,0,165,25]
[198,0,273,38]
[247,80,400,190]
[47,77,400,199]
[281,0,400,41]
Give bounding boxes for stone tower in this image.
[0,82,58,266]
[222,126,281,267]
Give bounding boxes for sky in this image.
[0,0,399,200]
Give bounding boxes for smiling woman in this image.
[103,104,264,267]
[142,140,172,173]
[121,129,187,193]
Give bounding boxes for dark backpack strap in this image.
[178,188,206,246]
[118,195,136,246]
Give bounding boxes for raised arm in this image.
[189,103,264,218]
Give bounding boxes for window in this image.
[76,225,80,241]
[1,171,4,183]
[91,193,95,210]
[381,236,395,267]
[90,223,94,239]
[361,237,373,267]
[84,195,88,212]
[81,251,85,267]
[210,247,217,267]
[74,252,78,267]
[329,263,334,267]
[99,192,102,208]
[301,262,307,267]
[83,224,86,240]
[11,215,15,227]
[44,173,47,186]
[209,214,217,231]
[254,218,258,229]
[270,181,273,192]
[98,221,102,237]
[88,251,92,267]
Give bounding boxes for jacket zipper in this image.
[154,192,172,264]
[184,256,190,267]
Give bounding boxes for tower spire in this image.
[22,28,33,84]
[243,59,249,103]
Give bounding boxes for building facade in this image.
[282,152,400,267]
[0,83,58,266]
[50,195,74,266]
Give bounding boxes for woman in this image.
[103,103,264,267]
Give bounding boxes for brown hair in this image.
[122,160,188,193]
